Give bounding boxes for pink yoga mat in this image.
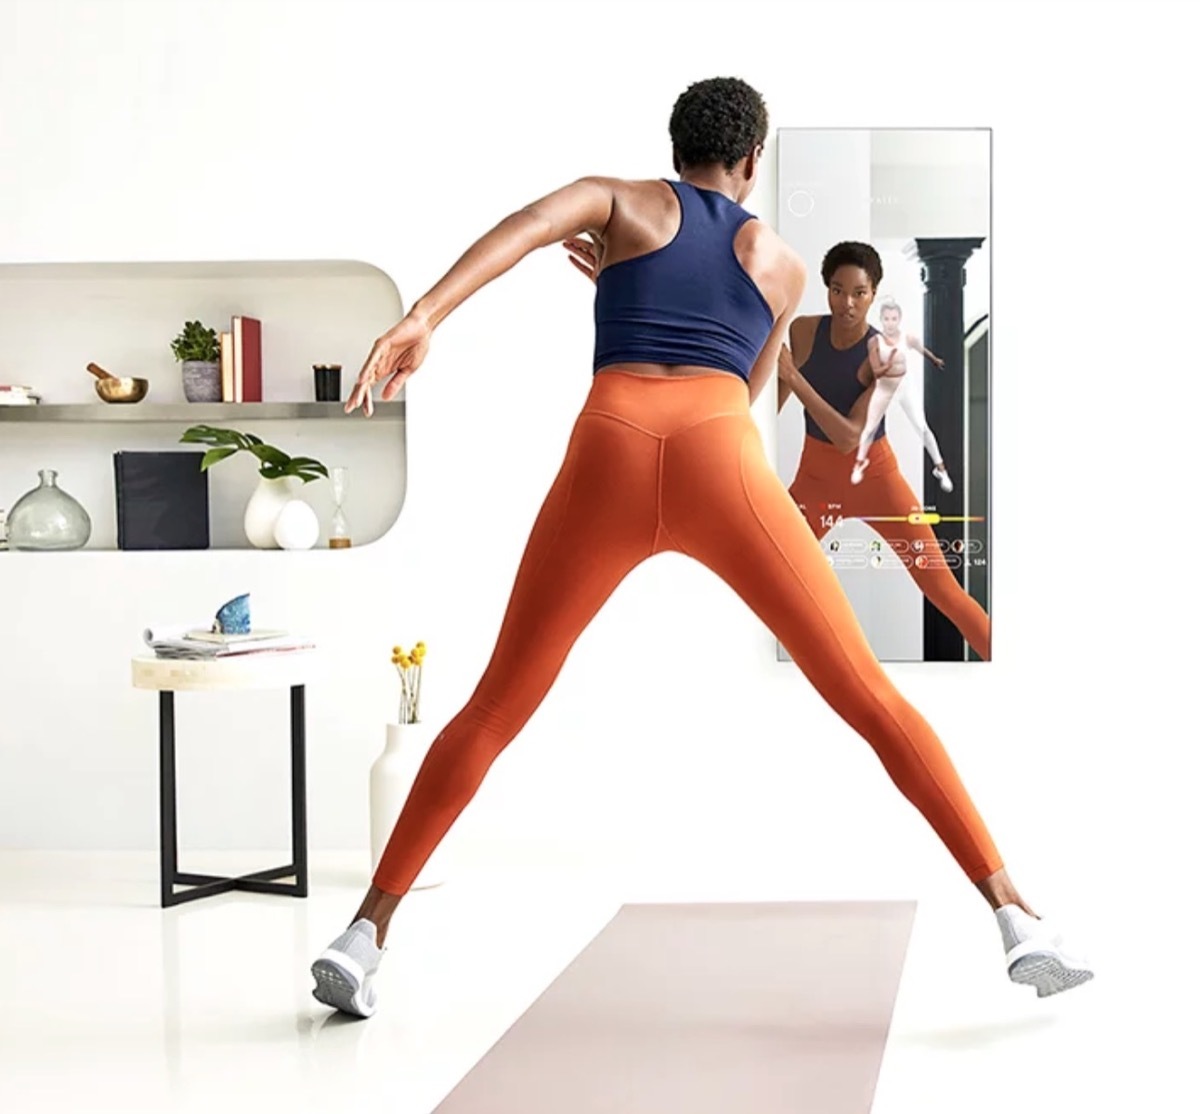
[434,900,916,1113]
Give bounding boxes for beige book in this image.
[220,331,233,401]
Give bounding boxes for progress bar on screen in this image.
[859,513,987,525]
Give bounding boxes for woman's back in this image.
[591,177,795,381]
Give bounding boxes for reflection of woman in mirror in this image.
[773,242,992,661]
[873,297,954,493]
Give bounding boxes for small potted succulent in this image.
[172,320,222,402]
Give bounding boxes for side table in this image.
[132,652,315,908]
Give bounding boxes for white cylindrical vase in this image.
[368,721,448,889]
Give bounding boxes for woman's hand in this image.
[777,342,796,382]
[776,344,800,413]
[561,233,604,283]
[912,335,944,369]
[345,310,433,417]
[866,335,897,379]
[777,344,813,399]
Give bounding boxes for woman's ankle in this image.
[352,884,401,946]
[975,868,1036,916]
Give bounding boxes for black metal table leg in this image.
[159,691,178,908]
[157,683,310,908]
[291,684,309,897]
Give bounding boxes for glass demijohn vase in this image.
[6,469,92,550]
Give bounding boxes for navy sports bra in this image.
[592,179,776,382]
[800,316,883,445]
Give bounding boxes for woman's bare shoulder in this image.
[788,314,823,338]
[584,176,673,195]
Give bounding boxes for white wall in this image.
[0,0,1190,927]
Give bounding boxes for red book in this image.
[232,315,262,402]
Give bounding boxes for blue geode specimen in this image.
[213,593,251,635]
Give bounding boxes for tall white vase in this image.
[369,722,448,889]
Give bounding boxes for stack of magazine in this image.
[0,384,43,406]
[143,625,314,660]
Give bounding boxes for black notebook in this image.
[113,451,210,550]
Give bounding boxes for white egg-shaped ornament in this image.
[273,498,319,550]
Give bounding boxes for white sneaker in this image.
[933,466,954,493]
[996,905,1093,998]
[311,918,386,1018]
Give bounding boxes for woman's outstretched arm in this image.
[412,177,615,330]
[906,333,944,368]
[347,177,615,414]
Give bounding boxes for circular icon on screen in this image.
[787,190,815,218]
[869,540,882,552]
[871,554,883,568]
[912,540,924,552]
[828,540,840,552]
[951,539,965,554]
[915,555,928,569]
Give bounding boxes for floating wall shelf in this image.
[0,401,405,424]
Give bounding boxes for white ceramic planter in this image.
[369,721,448,889]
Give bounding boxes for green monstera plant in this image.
[180,425,329,483]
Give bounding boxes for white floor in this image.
[0,840,1178,1114]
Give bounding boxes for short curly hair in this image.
[669,77,768,171]
[820,241,884,290]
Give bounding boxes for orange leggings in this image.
[788,436,992,660]
[373,372,1003,896]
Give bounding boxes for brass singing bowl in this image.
[94,376,149,404]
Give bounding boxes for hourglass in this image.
[329,466,351,548]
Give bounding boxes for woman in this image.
[873,296,954,493]
[775,242,993,661]
[849,318,906,486]
[311,78,1090,1019]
